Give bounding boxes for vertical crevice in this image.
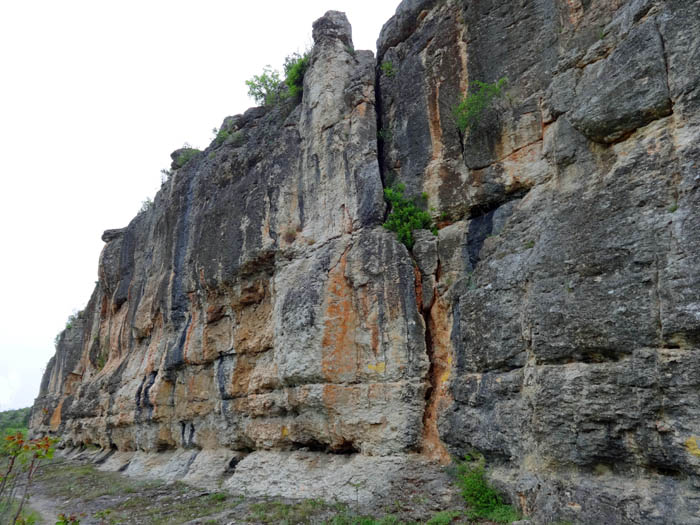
[415,264,452,464]
[374,60,388,192]
[654,20,675,111]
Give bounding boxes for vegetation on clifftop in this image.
[246,51,312,106]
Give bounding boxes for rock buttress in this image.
[33,11,429,469]
[378,0,700,523]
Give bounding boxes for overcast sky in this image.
[0,0,400,411]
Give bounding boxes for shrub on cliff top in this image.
[383,183,436,249]
[173,146,201,168]
[246,65,283,106]
[246,51,312,106]
[454,77,507,133]
[284,52,311,100]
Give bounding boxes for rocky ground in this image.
[24,456,519,525]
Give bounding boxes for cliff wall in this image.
[33,2,700,523]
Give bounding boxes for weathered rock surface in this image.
[33,2,700,523]
[377,0,700,523]
[34,9,432,486]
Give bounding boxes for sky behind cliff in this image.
[0,0,400,411]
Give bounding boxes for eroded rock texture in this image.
[378,0,700,523]
[34,2,700,523]
[35,11,427,457]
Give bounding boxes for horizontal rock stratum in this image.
[33,2,700,523]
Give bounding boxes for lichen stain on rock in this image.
[685,436,700,458]
[321,251,359,383]
[367,362,386,374]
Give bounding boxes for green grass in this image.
[250,498,331,524]
[455,454,522,523]
[30,458,526,524]
[327,513,403,525]
[424,510,461,524]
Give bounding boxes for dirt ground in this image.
[21,456,518,525]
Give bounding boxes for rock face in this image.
[33,3,700,523]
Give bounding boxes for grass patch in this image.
[455,454,521,523]
[34,463,164,501]
[250,498,330,524]
[424,510,461,524]
[327,513,402,525]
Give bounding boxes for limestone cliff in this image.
[33,2,700,523]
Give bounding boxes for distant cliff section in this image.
[33,2,700,523]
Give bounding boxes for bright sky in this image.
[0,0,400,411]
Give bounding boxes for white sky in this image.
[0,0,400,411]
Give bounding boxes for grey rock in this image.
[413,229,438,310]
[312,10,352,48]
[101,228,124,243]
[569,19,672,143]
[32,5,700,524]
[542,68,580,122]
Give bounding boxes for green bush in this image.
[383,183,436,249]
[284,52,311,100]
[455,454,521,523]
[246,51,311,106]
[246,65,283,106]
[212,127,230,146]
[139,197,153,214]
[453,77,507,133]
[174,147,200,168]
[381,61,396,78]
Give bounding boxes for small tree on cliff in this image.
[246,51,312,106]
